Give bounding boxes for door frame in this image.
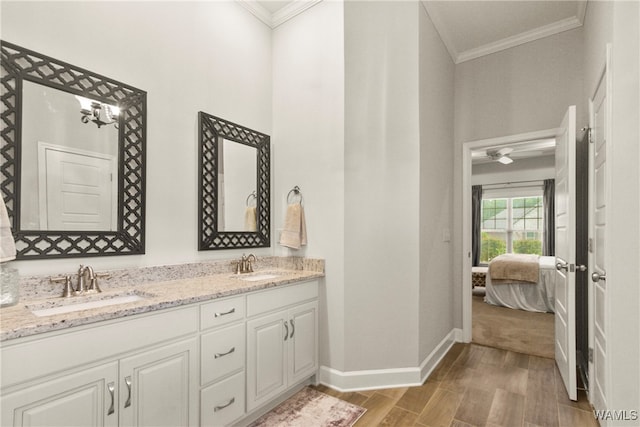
[461,128,559,342]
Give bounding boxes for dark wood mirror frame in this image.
[198,112,270,250]
[0,41,146,259]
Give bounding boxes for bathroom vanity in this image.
[0,263,322,427]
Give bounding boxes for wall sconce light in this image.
[75,95,120,128]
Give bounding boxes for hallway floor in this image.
[315,343,598,427]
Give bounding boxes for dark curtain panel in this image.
[472,185,483,266]
[543,179,555,256]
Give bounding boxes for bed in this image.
[484,254,556,313]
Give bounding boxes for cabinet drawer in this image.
[200,296,245,330]
[201,323,245,385]
[201,372,245,427]
[247,280,318,317]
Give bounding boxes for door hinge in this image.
[589,347,594,363]
[588,238,593,253]
[570,263,575,273]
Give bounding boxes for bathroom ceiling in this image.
[247,0,587,63]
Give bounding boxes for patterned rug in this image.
[249,387,366,427]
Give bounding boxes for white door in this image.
[589,45,611,414]
[39,143,116,231]
[554,105,577,401]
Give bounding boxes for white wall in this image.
[452,28,584,328]
[1,1,272,276]
[271,0,346,371]
[344,0,420,371]
[418,4,455,364]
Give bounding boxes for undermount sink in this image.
[234,273,281,282]
[29,291,152,317]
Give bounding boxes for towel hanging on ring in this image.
[280,187,307,249]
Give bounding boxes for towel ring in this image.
[287,186,304,206]
[246,191,257,207]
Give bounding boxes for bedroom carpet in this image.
[248,387,366,427]
[472,294,555,359]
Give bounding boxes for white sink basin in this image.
[235,273,281,282]
[29,292,150,317]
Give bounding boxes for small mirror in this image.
[0,41,146,259]
[198,112,270,250]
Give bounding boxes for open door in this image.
[554,105,577,401]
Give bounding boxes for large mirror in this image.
[198,112,270,250]
[0,41,146,259]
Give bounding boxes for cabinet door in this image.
[246,310,288,412]
[119,338,198,427]
[288,301,318,385]
[1,362,118,427]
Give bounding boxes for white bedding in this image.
[484,255,556,313]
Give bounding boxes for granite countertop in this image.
[0,261,324,342]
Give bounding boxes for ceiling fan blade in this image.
[496,147,513,156]
[498,155,514,165]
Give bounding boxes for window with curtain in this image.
[480,195,544,263]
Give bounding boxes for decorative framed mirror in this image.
[0,41,146,259]
[198,112,270,250]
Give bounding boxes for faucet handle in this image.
[87,272,109,293]
[51,275,73,298]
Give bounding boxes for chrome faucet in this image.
[235,254,257,274]
[51,265,109,297]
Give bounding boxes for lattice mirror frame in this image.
[0,41,146,259]
[198,112,270,250]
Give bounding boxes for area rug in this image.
[248,387,366,427]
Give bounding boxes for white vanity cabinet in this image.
[1,306,199,427]
[1,277,320,427]
[246,281,318,412]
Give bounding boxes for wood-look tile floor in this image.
[314,343,599,427]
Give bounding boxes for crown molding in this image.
[456,15,584,64]
[422,0,587,65]
[272,0,323,28]
[236,0,323,29]
[236,0,273,27]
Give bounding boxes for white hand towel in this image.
[244,206,257,232]
[279,203,307,250]
[0,197,17,262]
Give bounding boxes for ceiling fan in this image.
[486,147,514,165]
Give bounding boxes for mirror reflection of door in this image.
[38,143,117,231]
[20,80,119,231]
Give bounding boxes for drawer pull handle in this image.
[214,347,236,359]
[124,376,132,408]
[289,319,295,339]
[214,397,235,412]
[284,321,289,341]
[107,382,115,415]
[214,308,236,318]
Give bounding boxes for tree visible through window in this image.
[480,196,544,263]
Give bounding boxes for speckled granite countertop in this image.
[0,257,324,342]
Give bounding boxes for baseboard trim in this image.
[319,328,461,392]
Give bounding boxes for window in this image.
[480,196,544,263]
